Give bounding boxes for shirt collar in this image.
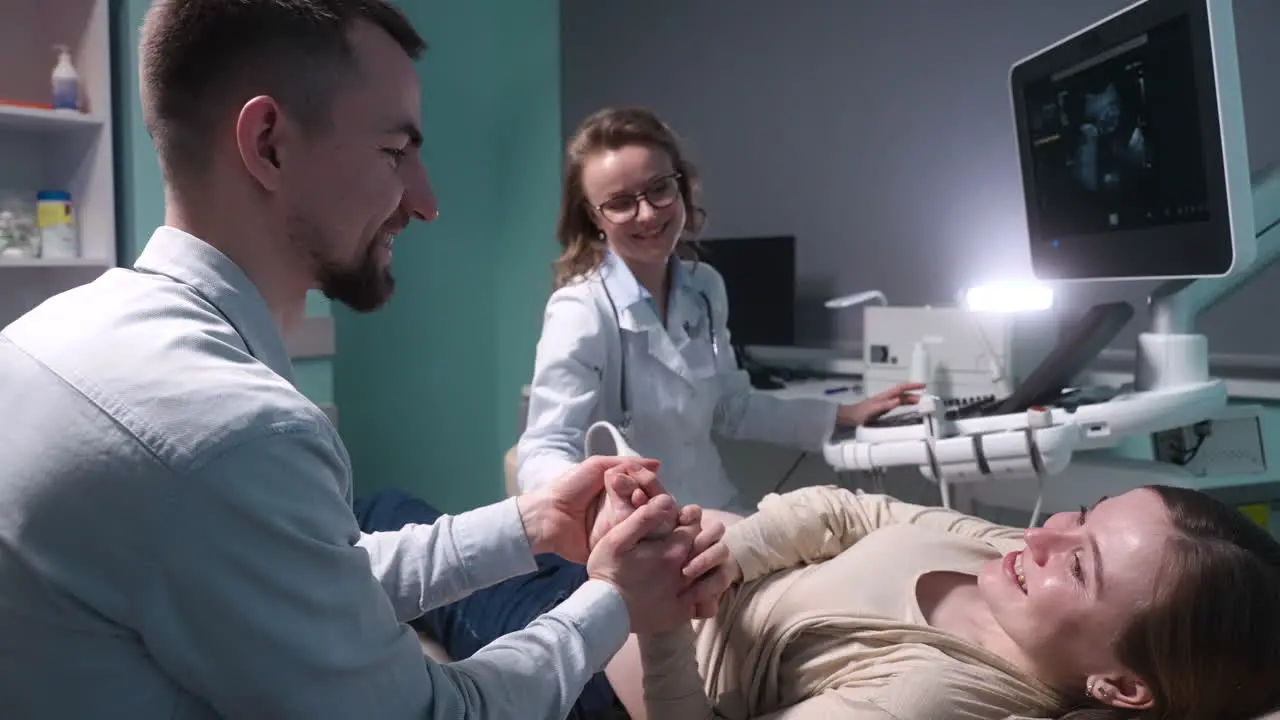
[133,226,294,382]
[599,250,694,311]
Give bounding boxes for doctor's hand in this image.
[836,382,926,427]
[587,495,706,634]
[518,455,664,564]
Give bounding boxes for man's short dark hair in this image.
[139,0,426,192]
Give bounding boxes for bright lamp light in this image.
[964,282,1054,312]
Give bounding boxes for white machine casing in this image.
[823,0,1275,518]
[828,164,1278,489]
[862,305,1060,402]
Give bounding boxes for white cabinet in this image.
[0,0,116,326]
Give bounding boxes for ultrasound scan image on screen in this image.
[1023,16,1210,240]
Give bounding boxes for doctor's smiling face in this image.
[581,144,685,271]
[553,107,707,290]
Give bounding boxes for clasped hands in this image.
[517,456,735,635]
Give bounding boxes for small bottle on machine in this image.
[909,340,932,389]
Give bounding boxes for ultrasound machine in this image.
[821,0,1280,523]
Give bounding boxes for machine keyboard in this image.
[863,394,1000,428]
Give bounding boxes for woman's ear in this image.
[1088,673,1154,710]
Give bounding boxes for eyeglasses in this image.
[594,172,682,224]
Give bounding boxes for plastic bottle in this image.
[908,340,932,387]
[36,190,78,259]
[52,45,80,112]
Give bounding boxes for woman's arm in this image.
[637,626,711,718]
[695,265,839,452]
[515,288,609,493]
[723,486,1025,583]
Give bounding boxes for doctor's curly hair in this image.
[553,107,707,289]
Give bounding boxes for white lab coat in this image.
[516,253,839,512]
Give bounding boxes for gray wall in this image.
[561,0,1280,355]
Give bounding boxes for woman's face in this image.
[978,489,1174,685]
[579,144,686,273]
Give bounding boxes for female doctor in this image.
[516,107,919,513]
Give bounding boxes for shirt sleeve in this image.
[355,499,538,619]
[516,288,608,492]
[138,424,631,719]
[699,266,838,452]
[723,486,1026,583]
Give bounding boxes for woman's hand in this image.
[836,382,925,427]
[674,506,736,618]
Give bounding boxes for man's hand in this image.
[586,495,703,634]
[516,455,664,564]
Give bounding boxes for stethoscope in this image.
[601,281,718,432]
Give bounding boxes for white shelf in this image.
[0,104,105,135]
[0,0,116,329]
[0,256,109,269]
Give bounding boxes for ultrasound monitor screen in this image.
[1023,16,1208,239]
[1010,0,1251,281]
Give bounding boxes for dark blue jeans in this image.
[353,489,621,718]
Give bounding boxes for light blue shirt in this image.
[0,227,628,719]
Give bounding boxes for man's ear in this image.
[1088,673,1154,711]
[235,95,287,192]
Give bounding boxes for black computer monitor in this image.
[698,235,796,348]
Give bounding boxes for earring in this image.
[598,230,605,241]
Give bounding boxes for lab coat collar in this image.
[134,226,294,382]
[600,250,694,332]
[600,250,705,387]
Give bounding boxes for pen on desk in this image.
[824,385,856,396]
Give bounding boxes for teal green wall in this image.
[112,0,334,402]
[110,0,157,265]
[333,2,562,512]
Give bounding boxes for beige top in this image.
[638,486,1070,719]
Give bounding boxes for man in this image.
[0,1,729,718]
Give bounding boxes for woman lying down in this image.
[363,483,1280,719]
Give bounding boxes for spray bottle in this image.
[52,45,80,112]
